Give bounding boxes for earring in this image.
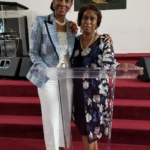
[95,28,98,34]
[53,5,55,10]
[80,28,83,33]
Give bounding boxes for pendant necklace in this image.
[80,33,95,56]
[55,18,66,26]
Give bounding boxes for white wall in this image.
[1,0,150,53]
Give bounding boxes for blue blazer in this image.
[26,13,75,88]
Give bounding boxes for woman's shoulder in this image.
[99,35,111,46]
[34,15,49,23]
[99,35,107,41]
[98,35,112,50]
[31,15,51,30]
[34,13,54,24]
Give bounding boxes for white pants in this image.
[38,79,72,150]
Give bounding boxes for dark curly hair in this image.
[50,2,55,11]
[50,0,73,12]
[77,4,102,28]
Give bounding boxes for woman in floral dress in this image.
[70,4,140,150]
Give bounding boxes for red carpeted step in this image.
[0,115,44,139]
[0,115,42,125]
[1,79,150,100]
[112,119,150,130]
[114,99,150,107]
[0,137,46,150]
[72,119,150,145]
[115,53,150,60]
[0,97,150,120]
[1,137,150,150]
[0,79,38,97]
[0,97,41,116]
[115,78,150,88]
[0,97,40,104]
[115,78,150,99]
[111,119,150,145]
[117,60,137,64]
[0,54,149,149]
[0,115,150,145]
[113,99,150,120]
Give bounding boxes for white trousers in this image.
[38,79,72,150]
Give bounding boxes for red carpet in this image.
[0,53,150,149]
[1,138,150,150]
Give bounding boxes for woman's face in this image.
[80,9,98,35]
[53,0,72,16]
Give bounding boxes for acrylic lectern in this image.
[44,67,143,150]
[0,2,29,57]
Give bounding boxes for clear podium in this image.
[44,67,143,150]
[0,2,30,57]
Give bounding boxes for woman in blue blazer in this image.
[27,1,76,150]
[27,1,112,150]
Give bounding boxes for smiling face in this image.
[53,0,73,16]
[80,9,98,35]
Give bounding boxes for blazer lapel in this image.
[45,13,60,58]
[44,13,75,59]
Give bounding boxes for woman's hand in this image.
[118,63,144,75]
[103,33,113,45]
[118,63,137,68]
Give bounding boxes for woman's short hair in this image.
[50,0,73,12]
[50,2,55,11]
[77,4,102,28]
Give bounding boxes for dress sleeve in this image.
[70,37,79,67]
[28,17,48,69]
[101,38,119,69]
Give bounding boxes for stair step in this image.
[0,115,150,145]
[0,137,46,150]
[114,99,150,107]
[113,99,150,120]
[0,54,149,148]
[115,53,150,60]
[117,60,137,64]
[1,137,150,150]
[1,79,150,99]
[0,97,150,120]
[115,79,150,99]
[115,78,150,88]
[0,97,40,104]
[0,115,42,125]
[0,115,43,139]
[72,120,150,145]
[0,79,38,97]
[0,97,41,116]
[0,79,32,86]
[112,119,150,145]
[1,78,149,88]
[112,119,150,130]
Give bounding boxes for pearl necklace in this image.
[55,18,66,26]
[80,33,95,56]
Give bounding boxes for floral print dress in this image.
[70,35,119,143]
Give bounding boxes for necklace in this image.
[80,33,95,56]
[55,18,66,26]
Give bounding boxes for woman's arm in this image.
[100,37,119,68]
[29,17,48,69]
[103,33,113,45]
[101,37,143,75]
